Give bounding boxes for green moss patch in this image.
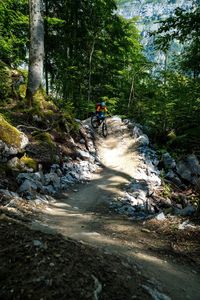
[33,132,54,145]
[32,89,58,114]
[20,155,37,171]
[19,84,27,98]
[0,114,22,147]
[28,132,58,163]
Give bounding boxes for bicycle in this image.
[91,113,108,137]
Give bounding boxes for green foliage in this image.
[155,4,200,76]
[0,0,29,66]
[0,0,146,122]
[0,60,12,98]
[44,0,145,119]
[127,70,200,154]
[161,182,172,198]
[117,0,199,154]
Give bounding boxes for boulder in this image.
[132,125,143,138]
[0,115,28,162]
[165,170,184,187]
[44,173,61,190]
[19,179,38,193]
[174,205,196,216]
[136,134,149,146]
[176,154,200,185]
[162,152,176,170]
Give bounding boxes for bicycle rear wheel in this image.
[102,121,108,137]
[91,114,99,129]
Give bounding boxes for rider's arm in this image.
[96,106,101,112]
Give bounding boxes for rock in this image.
[136,134,149,146]
[155,212,166,221]
[154,196,172,208]
[128,181,149,193]
[147,173,162,187]
[79,139,85,144]
[195,177,200,192]
[187,154,200,174]
[176,161,192,183]
[19,179,38,193]
[33,240,43,247]
[75,118,82,124]
[76,149,95,162]
[0,140,18,162]
[7,157,20,169]
[20,132,29,149]
[56,168,63,177]
[17,172,43,184]
[44,173,61,190]
[178,220,196,230]
[175,203,183,210]
[111,116,122,122]
[165,170,183,187]
[176,154,200,185]
[162,152,176,170]
[7,156,34,172]
[33,115,42,122]
[141,228,151,233]
[118,205,135,216]
[50,164,60,171]
[61,174,75,185]
[0,114,29,159]
[0,189,21,199]
[123,119,130,125]
[179,194,188,206]
[132,125,143,138]
[43,185,56,194]
[174,205,196,216]
[69,171,80,180]
[142,285,171,300]
[17,172,45,195]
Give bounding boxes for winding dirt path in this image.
[36,119,200,300]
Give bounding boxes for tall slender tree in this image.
[26,0,44,106]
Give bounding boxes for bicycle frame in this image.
[91,114,108,137]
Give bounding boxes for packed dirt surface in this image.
[1,118,200,299]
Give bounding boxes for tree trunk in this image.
[44,0,49,95]
[87,39,96,104]
[128,76,135,111]
[26,0,44,107]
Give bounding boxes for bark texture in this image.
[26,0,44,105]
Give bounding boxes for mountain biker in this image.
[96,97,109,124]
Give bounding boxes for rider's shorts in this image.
[96,112,105,120]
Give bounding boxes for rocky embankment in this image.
[109,119,200,222]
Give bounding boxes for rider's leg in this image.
[96,112,101,125]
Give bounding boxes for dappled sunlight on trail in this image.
[37,118,200,300]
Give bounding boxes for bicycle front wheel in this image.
[102,121,108,137]
[91,114,99,129]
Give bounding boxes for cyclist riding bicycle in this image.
[96,97,109,125]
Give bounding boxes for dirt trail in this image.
[38,119,200,300]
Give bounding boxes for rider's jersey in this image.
[96,101,107,112]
